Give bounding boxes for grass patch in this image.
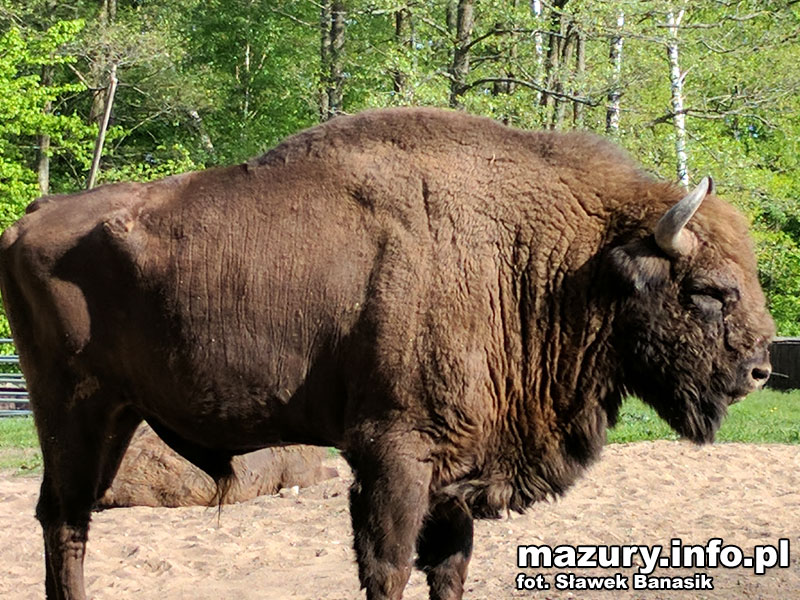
[0,416,41,474]
[716,388,800,443]
[607,398,679,443]
[608,389,800,444]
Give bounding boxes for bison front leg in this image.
[416,497,473,600]
[347,440,433,600]
[32,382,141,600]
[37,475,89,600]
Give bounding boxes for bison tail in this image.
[211,470,237,515]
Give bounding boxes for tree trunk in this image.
[606,11,624,134]
[446,1,458,32]
[491,0,519,100]
[393,7,412,99]
[667,10,689,187]
[319,1,331,119]
[319,0,345,120]
[573,29,585,127]
[100,0,117,24]
[540,0,569,121]
[37,65,53,195]
[329,1,345,116]
[87,63,118,189]
[242,41,251,120]
[553,23,576,128]
[90,0,117,126]
[188,109,214,155]
[36,1,58,195]
[449,0,474,108]
[531,0,544,104]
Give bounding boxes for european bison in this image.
[0,108,773,600]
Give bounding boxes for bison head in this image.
[608,178,774,443]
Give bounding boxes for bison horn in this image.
[654,176,713,257]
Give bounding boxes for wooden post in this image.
[87,63,118,190]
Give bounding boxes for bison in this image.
[0,107,773,600]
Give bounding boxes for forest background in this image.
[1,0,799,335]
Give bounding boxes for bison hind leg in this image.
[416,496,474,600]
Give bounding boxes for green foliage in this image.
[753,229,800,336]
[179,0,319,162]
[100,143,200,184]
[0,0,799,334]
[0,21,95,227]
[609,391,800,444]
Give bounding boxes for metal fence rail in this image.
[0,337,29,417]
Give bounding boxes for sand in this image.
[1,441,798,599]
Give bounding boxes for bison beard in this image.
[0,107,774,600]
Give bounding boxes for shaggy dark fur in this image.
[0,107,773,600]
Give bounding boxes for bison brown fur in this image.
[0,107,773,600]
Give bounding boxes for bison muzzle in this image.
[0,108,774,600]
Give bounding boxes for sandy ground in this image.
[1,441,799,600]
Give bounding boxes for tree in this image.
[665,8,689,187]
[2,0,800,334]
[179,0,318,163]
[0,20,94,225]
[449,0,475,108]
[320,0,346,119]
[606,11,624,133]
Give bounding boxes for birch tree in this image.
[37,64,53,194]
[531,0,544,104]
[606,11,624,134]
[666,8,689,187]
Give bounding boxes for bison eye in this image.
[686,282,738,317]
[690,292,724,315]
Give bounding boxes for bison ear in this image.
[607,240,671,293]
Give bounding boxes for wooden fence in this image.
[766,337,800,391]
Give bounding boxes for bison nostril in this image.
[751,366,771,383]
